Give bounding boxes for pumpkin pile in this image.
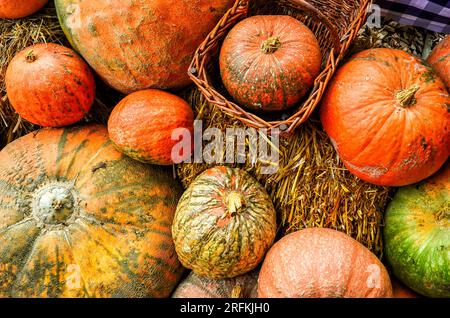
[0,0,449,299]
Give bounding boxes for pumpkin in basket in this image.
[0,0,48,19]
[172,166,277,279]
[55,0,234,94]
[172,271,258,298]
[320,48,450,186]
[258,228,393,298]
[5,43,95,127]
[0,125,184,297]
[384,163,449,298]
[428,35,450,89]
[219,15,321,112]
[108,89,194,165]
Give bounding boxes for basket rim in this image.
[188,0,373,134]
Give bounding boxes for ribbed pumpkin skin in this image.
[0,125,184,298]
[5,43,95,127]
[55,0,233,94]
[108,89,194,165]
[320,48,450,186]
[172,271,258,298]
[220,15,321,112]
[384,164,449,298]
[172,166,277,279]
[0,0,48,19]
[258,228,393,298]
[428,35,450,89]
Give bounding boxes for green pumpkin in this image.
[384,164,449,298]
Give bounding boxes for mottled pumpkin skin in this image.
[384,164,449,298]
[428,35,450,89]
[320,48,450,186]
[0,125,184,298]
[172,271,258,298]
[108,89,194,165]
[220,15,321,112]
[172,166,277,279]
[258,228,393,298]
[0,0,48,19]
[5,43,95,127]
[55,0,234,94]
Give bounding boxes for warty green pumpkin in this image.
[0,125,184,297]
[172,166,277,279]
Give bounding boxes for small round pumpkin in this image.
[428,35,450,89]
[108,89,194,165]
[5,43,95,127]
[0,0,48,19]
[219,15,321,112]
[320,48,450,186]
[55,0,234,93]
[258,228,393,298]
[384,163,449,298]
[172,166,277,279]
[172,271,258,298]
[0,125,184,297]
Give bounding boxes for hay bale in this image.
[0,2,122,149]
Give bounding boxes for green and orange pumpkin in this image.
[5,43,95,127]
[320,48,450,186]
[172,166,277,279]
[172,271,258,298]
[258,228,393,298]
[55,0,234,94]
[219,15,321,112]
[384,163,449,298]
[0,125,184,297]
[108,89,194,165]
[0,0,48,19]
[428,35,450,89]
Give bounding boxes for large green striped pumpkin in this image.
[172,166,277,279]
[0,125,184,297]
[384,163,449,298]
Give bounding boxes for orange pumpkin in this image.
[320,48,450,186]
[0,125,184,297]
[428,35,450,89]
[0,0,48,19]
[392,279,420,298]
[55,0,234,94]
[219,15,321,112]
[5,43,95,127]
[258,228,393,298]
[108,89,194,165]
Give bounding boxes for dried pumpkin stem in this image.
[396,85,420,108]
[231,284,243,298]
[261,36,281,54]
[25,50,37,63]
[227,191,245,216]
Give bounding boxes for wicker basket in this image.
[188,0,372,134]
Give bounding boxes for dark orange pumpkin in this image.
[5,43,95,127]
[258,228,393,298]
[108,89,194,165]
[55,0,234,94]
[320,48,450,186]
[0,125,184,297]
[392,279,420,298]
[172,271,258,298]
[0,0,48,19]
[219,15,321,112]
[428,35,450,89]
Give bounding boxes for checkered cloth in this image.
[376,0,450,33]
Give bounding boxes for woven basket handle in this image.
[284,0,342,52]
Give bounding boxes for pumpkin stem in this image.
[25,50,37,63]
[435,203,450,224]
[396,85,420,108]
[261,36,281,54]
[227,191,245,216]
[231,284,243,298]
